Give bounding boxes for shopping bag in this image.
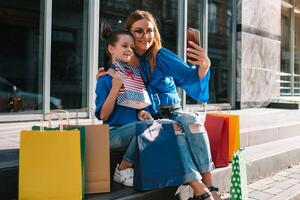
[66,108,110,194]
[204,114,229,167]
[209,113,240,161]
[19,128,83,200]
[31,110,86,197]
[134,120,184,191]
[221,114,240,161]
[31,126,86,196]
[230,148,248,200]
[115,60,151,109]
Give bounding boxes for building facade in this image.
[0,0,299,122]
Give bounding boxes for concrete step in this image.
[1,109,300,151]
[2,137,300,199]
[0,149,179,200]
[192,108,300,148]
[213,136,300,193]
[176,135,300,199]
[1,109,299,199]
[95,134,300,200]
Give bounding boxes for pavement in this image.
[222,163,300,200]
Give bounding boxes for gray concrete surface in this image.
[221,164,300,199]
[1,108,300,199]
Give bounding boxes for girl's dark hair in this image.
[100,22,132,70]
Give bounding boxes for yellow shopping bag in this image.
[19,128,83,200]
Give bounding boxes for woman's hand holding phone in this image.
[186,27,211,79]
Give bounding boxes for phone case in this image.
[187,28,201,62]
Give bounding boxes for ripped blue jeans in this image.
[158,107,214,183]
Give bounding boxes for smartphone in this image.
[187,27,201,48]
[187,27,201,62]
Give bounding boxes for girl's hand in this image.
[111,73,123,92]
[96,67,106,80]
[187,41,211,71]
[138,110,153,121]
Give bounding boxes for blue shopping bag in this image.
[134,120,184,191]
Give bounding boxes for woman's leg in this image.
[175,113,214,174]
[201,173,220,200]
[189,180,214,200]
[174,113,220,199]
[169,112,220,198]
[172,122,213,199]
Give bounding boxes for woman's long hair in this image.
[125,10,162,70]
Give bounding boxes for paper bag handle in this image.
[75,107,95,125]
[40,112,63,131]
[49,109,70,129]
[202,103,231,114]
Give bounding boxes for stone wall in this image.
[237,0,281,108]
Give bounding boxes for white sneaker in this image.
[113,164,134,187]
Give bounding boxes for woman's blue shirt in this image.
[138,48,210,114]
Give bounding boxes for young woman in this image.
[124,10,219,200]
[95,24,153,187]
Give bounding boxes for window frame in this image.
[0,0,99,122]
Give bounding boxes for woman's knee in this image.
[176,113,198,125]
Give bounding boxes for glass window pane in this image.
[141,0,178,53]
[294,8,300,95]
[51,0,88,110]
[207,0,233,103]
[0,1,43,114]
[99,0,178,67]
[186,0,204,104]
[99,0,136,67]
[281,5,292,96]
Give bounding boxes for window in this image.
[280,3,292,95]
[280,0,300,96]
[186,0,204,104]
[0,0,43,113]
[208,2,218,33]
[99,0,178,67]
[207,0,233,103]
[50,0,88,109]
[294,5,300,95]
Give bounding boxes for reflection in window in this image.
[294,8,300,95]
[0,1,44,113]
[207,0,233,103]
[99,0,178,67]
[186,0,204,104]
[280,5,292,95]
[51,0,88,109]
[187,0,204,43]
[208,2,217,33]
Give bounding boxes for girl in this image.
[95,23,152,187]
